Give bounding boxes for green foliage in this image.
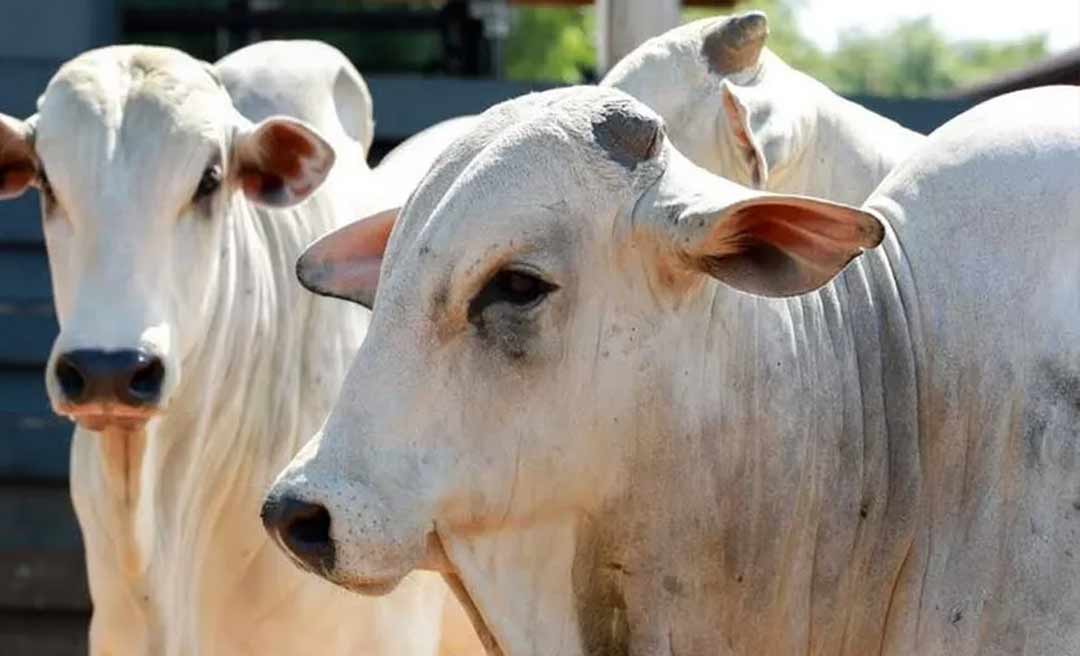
[694,0,828,75]
[504,7,596,84]
[505,0,1051,98]
[825,18,1048,96]
[727,0,1049,96]
[123,0,1053,96]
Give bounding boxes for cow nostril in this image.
[128,356,165,402]
[286,503,332,547]
[55,356,86,402]
[262,496,335,572]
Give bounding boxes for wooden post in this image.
[596,0,682,74]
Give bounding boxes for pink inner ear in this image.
[315,258,384,300]
[298,207,399,301]
[723,202,877,265]
[240,169,284,198]
[319,208,397,261]
[722,92,753,151]
[0,162,36,197]
[720,87,765,188]
[261,122,315,179]
[240,120,326,204]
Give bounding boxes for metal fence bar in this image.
[122,7,448,33]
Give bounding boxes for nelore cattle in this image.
[0,42,480,655]
[603,12,923,205]
[267,85,1080,655]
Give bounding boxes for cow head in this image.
[0,46,333,432]
[262,88,882,607]
[602,12,815,192]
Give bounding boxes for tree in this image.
[825,18,1048,96]
[503,0,1051,98]
[504,7,596,83]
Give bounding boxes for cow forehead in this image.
[36,46,228,162]
[34,46,230,206]
[397,88,665,244]
[382,88,666,289]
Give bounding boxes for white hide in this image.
[602,12,923,204]
[371,115,481,213]
[270,85,1080,655]
[0,43,465,656]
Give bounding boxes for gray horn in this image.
[591,96,664,171]
[702,11,770,75]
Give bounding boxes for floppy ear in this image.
[234,117,335,208]
[720,80,807,192]
[678,194,884,297]
[0,113,38,201]
[720,82,768,188]
[702,13,803,192]
[296,207,399,309]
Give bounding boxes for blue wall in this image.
[1,2,119,481]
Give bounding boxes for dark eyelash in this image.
[468,269,558,322]
[194,164,223,201]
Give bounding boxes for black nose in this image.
[261,495,335,573]
[54,349,165,407]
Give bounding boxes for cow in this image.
[0,42,477,655]
[263,84,1080,655]
[217,42,480,219]
[602,12,924,205]
[372,116,482,211]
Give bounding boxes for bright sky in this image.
[795,0,1080,53]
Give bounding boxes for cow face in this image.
[0,46,333,432]
[262,88,882,600]
[602,12,807,191]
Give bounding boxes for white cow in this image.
[603,12,924,204]
[266,85,1080,654]
[218,42,480,220]
[218,41,484,656]
[372,116,482,211]
[0,42,474,655]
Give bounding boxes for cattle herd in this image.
[0,10,1078,656]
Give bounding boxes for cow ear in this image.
[296,207,400,309]
[720,80,804,192]
[234,117,335,208]
[720,82,768,188]
[678,194,884,297]
[0,113,38,201]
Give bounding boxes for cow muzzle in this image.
[261,494,336,576]
[261,483,448,597]
[51,348,165,431]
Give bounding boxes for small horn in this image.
[702,12,770,75]
[591,96,664,171]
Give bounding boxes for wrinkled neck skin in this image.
[443,228,923,655]
[761,63,923,205]
[69,169,373,654]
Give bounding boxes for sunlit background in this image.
[112,0,1080,94]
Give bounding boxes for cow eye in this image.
[495,270,555,305]
[469,268,558,318]
[194,164,222,201]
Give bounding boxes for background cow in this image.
[0,42,477,655]
[266,85,1080,654]
[602,12,924,204]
